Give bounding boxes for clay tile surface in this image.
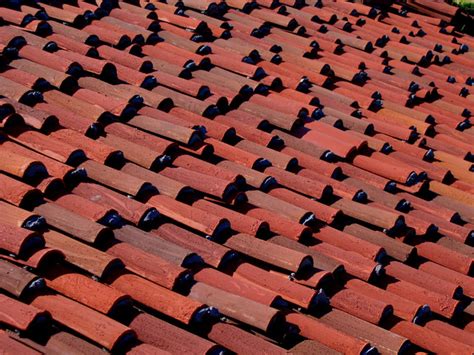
[0,0,473,353]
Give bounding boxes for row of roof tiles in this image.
[0,0,473,354]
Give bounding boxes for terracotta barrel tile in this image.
[172,108,235,142]
[388,320,472,354]
[416,241,472,275]
[153,85,220,118]
[9,58,76,90]
[0,148,47,182]
[43,265,130,315]
[273,268,332,290]
[268,235,344,275]
[72,88,134,118]
[105,122,175,156]
[343,224,415,263]
[153,70,211,100]
[108,272,207,325]
[49,129,121,164]
[310,242,380,282]
[33,175,64,196]
[1,140,77,182]
[330,288,393,325]
[365,118,416,142]
[76,77,144,105]
[433,195,474,224]
[217,160,276,190]
[192,68,255,98]
[208,321,287,354]
[382,279,461,319]
[192,199,269,237]
[313,226,384,262]
[374,134,431,161]
[418,261,474,298]
[52,193,117,225]
[345,278,428,323]
[0,6,34,27]
[224,233,313,273]
[232,262,321,310]
[40,3,85,25]
[173,155,243,185]
[238,101,302,131]
[424,319,474,347]
[1,247,64,270]
[243,207,311,240]
[399,192,458,222]
[0,67,48,93]
[17,45,81,75]
[336,162,395,192]
[43,230,122,278]
[114,225,199,268]
[127,343,171,355]
[319,309,410,354]
[410,208,473,244]
[430,181,474,207]
[121,163,192,200]
[31,293,135,351]
[352,155,417,185]
[48,18,99,44]
[225,109,270,130]
[127,115,201,146]
[383,207,435,237]
[144,55,190,79]
[189,281,282,333]
[285,313,370,355]
[137,107,215,141]
[344,177,408,211]
[130,313,217,354]
[0,293,50,332]
[34,202,111,244]
[47,33,96,56]
[289,339,342,355]
[0,200,44,230]
[331,199,404,232]
[98,133,167,170]
[249,92,317,119]
[81,23,131,47]
[105,241,187,290]
[0,259,43,298]
[147,195,230,239]
[245,190,314,225]
[72,182,157,227]
[195,267,282,307]
[209,138,268,169]
[435,236,474,260]
[0,331,41,355]
[160,166,238,201]
[0,100,18,128]
[215,115,279,148]
[265,166,330,199]
[42,90,109,125]
[267,188,339,224]
[33,102,99,136]
[385,261,462,299]
[45,331,104,355]
[79,160,155,199]
[153,223,234,269]
[304,122,367,151]
[0,223,44,257]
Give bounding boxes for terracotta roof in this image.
[0,0,473,353]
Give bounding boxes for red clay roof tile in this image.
[0,294,50,333]
[0,1,473,352]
